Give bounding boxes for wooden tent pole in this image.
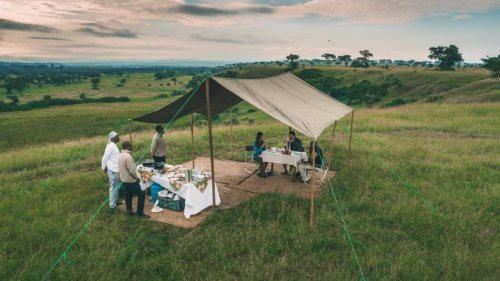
[348,111,354,163]
[310,139,316,228]
[230,108,233,157]
[191,113,195,169]
[128,119,133,146]
[205,79,217,207]
[328,121,338,168]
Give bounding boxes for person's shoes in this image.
[280,171,288,175]
[258,173,267,178]
[127,212,135,217]
[116,202,123,206]
[266,171,274,176]
[138,214,150,219]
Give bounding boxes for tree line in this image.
[0,94,130,112]
[271,45,499,77]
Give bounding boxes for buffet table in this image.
[138,164,221,219]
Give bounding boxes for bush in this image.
[156,94,169,99]
[296,68,322,80]
[246,109,257,113]
[426,95,444,103]
[384,98,407,107]
[171,89,186,96]
[0,95,130,112]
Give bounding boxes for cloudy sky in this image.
[0,0,499,63]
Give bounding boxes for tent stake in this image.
[128,119,133,146]
[191,113,195,169]
[348,111,354,163]
[205,79,217,207]
[310,140,316,228]
[328,121,337,168]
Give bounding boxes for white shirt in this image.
[101,142,119,173]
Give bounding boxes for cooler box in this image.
[150,183,164,203]
[157,197,185,212]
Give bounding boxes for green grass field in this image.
[1,102,499,280]
[0,66,499,280]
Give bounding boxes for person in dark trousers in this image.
[151,125,167,163]
[253,132,268,177]
[282,131,304,175]
[118,141,149,218]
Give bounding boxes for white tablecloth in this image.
[138,167,221,219]
[261,150,308,167]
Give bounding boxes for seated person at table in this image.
[297,141,324,182]
[119,141,149,218]
[282,131,304,175]
[151,125,167,163]
[253,132,268,177]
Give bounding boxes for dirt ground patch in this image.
[120,157,332,228]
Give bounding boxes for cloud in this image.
[278,0,500,23]
[0,18,58,33]
[75,23,138,38]
[190,33,262,44]
[452,14,473,20]
[29,36,69,41]
[170,4,274,16]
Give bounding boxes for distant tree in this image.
[79,93,86,100]
[172,77,177,85]
[321,53,336,66]
[358,50,373,68]
[428,45,463,70]
[90,78,100,90]
[277,61,284,67]
[2,77,27,94]
[6,95,20,105]
[481,55,500,78]
[120,78,127,85]
[43,95,52,102]
[286,54,300,71]
[338,55,352,66]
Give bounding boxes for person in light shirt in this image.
[101,131,121,209]
[151,125,167,163]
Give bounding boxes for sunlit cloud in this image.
[0,0,498,62]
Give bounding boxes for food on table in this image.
[138,170,155,183]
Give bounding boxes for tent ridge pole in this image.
[205,78,217,208]
[348,111,354,164]
[310,139,316,228]
[191,113,195,169]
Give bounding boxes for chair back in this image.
[245,145,254,152]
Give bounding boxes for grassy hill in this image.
[1,103,499,280]
[234,65,498,105]
[0,65,499,280]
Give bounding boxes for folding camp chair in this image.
[298,160,329,185]
[244,145,258,173]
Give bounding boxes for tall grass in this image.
[0,103,498,280]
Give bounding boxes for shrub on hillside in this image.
[0,96,130,112]
[156,94,169,99]
[296,68,322,80]
[384,98,407,107]
[426,95,444,103]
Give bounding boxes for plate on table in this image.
[158,190,169,197]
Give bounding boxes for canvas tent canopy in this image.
[134,72,352,140]
[132,72,354,227]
